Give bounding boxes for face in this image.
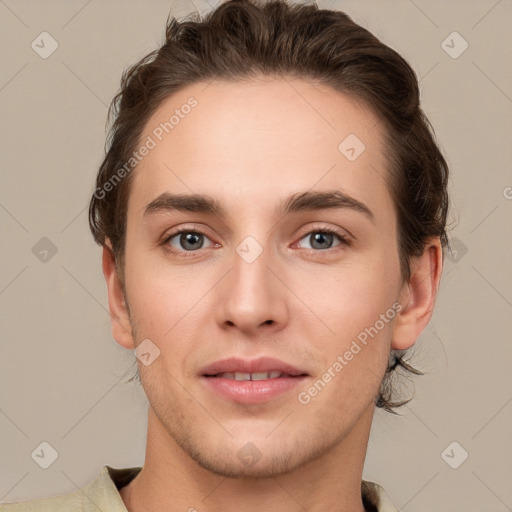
[119,76,406,477]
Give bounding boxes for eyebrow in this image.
[143,190,375,223]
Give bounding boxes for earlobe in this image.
[391,239,443,350]
[102,241,135,350]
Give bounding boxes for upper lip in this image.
[201,357,308,376]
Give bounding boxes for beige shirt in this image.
[0,466,398,511]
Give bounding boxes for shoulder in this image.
[0,488,88,512]
[0,466,142,512]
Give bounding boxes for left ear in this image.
[391,237,444,350]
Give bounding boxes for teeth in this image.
[218,371,284,380]
[251,372,271,381]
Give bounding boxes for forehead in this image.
[127,76,393,223]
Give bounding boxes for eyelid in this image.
[295,223,351,242]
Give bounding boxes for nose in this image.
[214,239,289,337]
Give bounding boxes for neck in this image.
[121,404,375,512]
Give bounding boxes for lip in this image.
[200,357,309,404]
[200,356,307,376]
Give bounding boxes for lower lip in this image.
[201,375,307,404]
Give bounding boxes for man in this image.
[1,0,448,510]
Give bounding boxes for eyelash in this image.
[161,226,350,257]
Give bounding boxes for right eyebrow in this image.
[144,192,225,217]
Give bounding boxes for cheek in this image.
[124,244,198,325]
[292,252,400,335]
[296,316,392,421]
[290,250,399,404]
[124,248,216,375]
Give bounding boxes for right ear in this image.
[102,240,135,349]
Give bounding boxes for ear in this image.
[391,237,443,350]
[102,240,135,350]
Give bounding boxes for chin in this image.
[187,447,303,479]
[172,427,334,480]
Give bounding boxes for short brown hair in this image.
[89,0,450,413]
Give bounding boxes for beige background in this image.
[1,0,511,510]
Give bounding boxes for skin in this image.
[102,76,443,512]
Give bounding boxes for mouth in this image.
[200,357,309,404]
[200,356,308,377]
[204,371,305,380]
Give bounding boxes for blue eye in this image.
[297,228,349,251]
[164,230,214,252]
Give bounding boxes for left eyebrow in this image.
[280,190,375,224]
[143,189,375,224]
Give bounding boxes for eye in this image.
[296,228,349,251]
[163,229,215,253]
[160,226,350,257]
